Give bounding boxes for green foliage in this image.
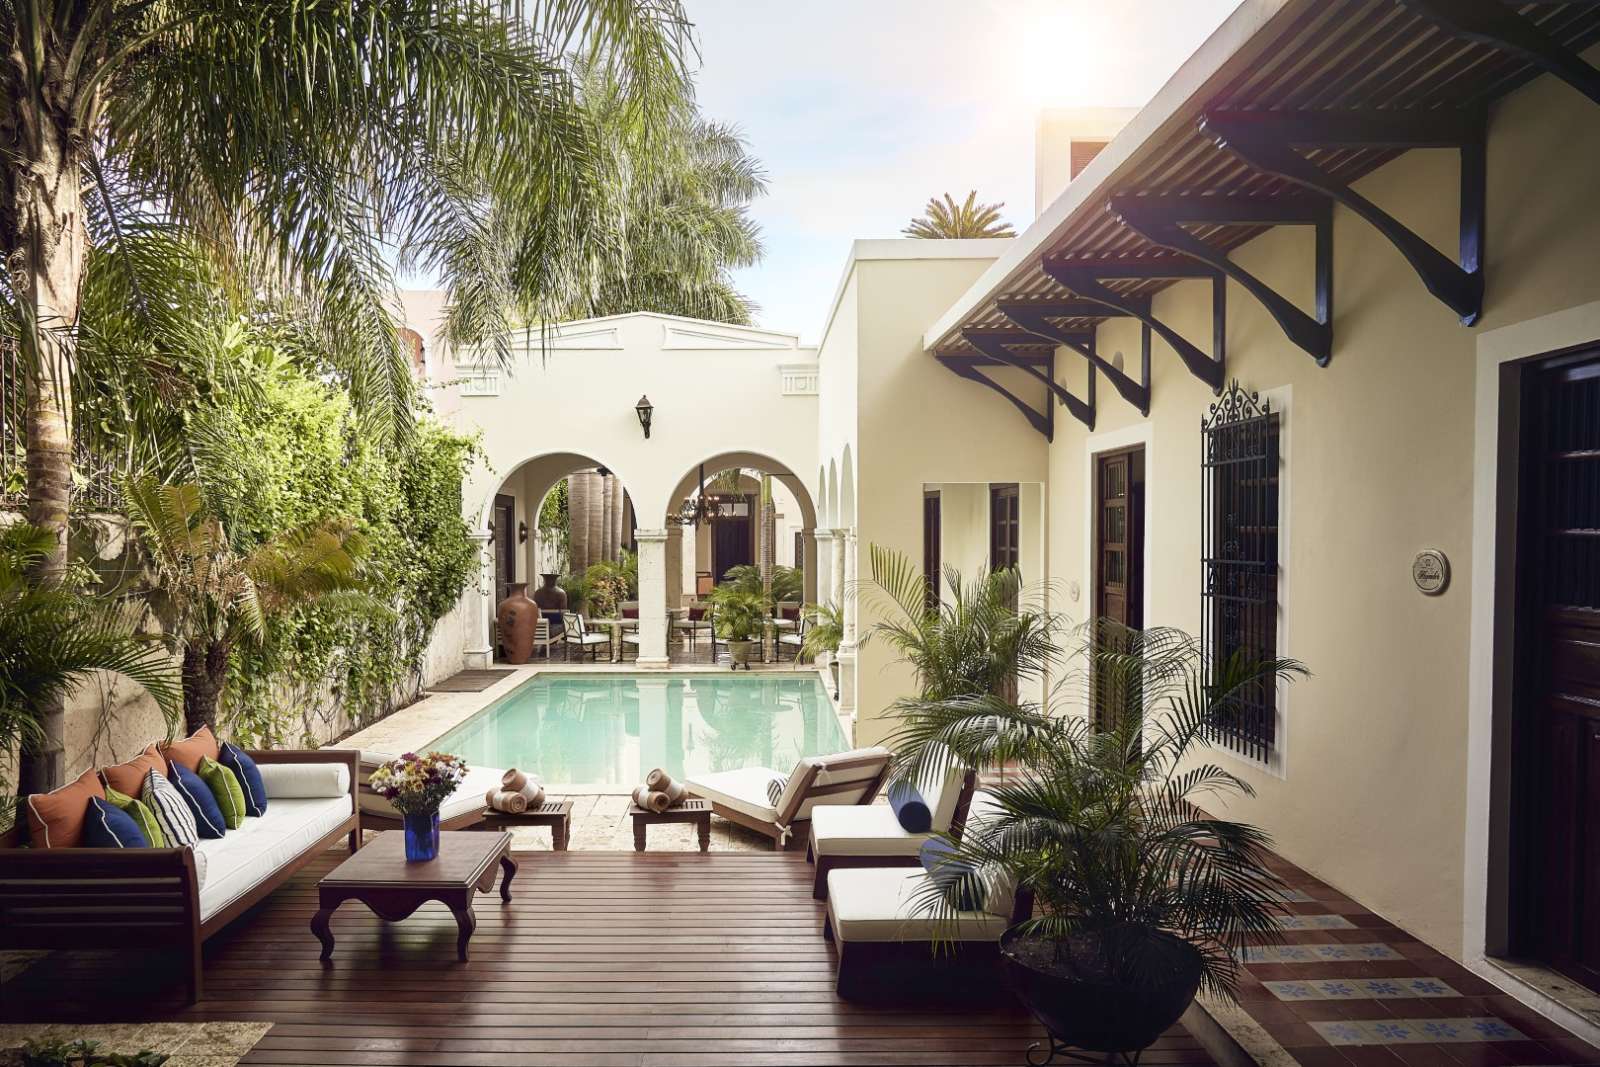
[892,624,1307,999]
[582,559,632,619]
[707,585,768,642]
[902,191,1017,239]
[796,601,844,663]
[20,1037,168,1067]
[537,479,570,574]
[559,569,593,615]
[721,563,802,604]
[0,523,179,791]
[864,545,1061,700]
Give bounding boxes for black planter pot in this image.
[998,927,1205,1058]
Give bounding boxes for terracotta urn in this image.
[531,573,568,612]
[496,582,538,664]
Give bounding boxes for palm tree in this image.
[0,522,179,801]
[903,191,1017,239]
[863,545,1059,701]
[0,0,690,790]
[122,478,369,735]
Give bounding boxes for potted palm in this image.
[706,585,767,670]
[893,623,1306,1059]
[796,601,844,693]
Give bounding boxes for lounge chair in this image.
[685,747,893,850]
[562,612,612,661]
[822,863,1032,1003]
[807,756,978,899]
[358,751,502,832]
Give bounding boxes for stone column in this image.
[464,530,494,669]
[838,528,858,719]
[665,524,683,613]
[801,529,819,605]
[608,475,625,560]
[829,528,846,612]
[634,528,670,668]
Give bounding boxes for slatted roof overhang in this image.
[925,0,1600,437]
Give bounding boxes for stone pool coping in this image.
[341,662,850,796]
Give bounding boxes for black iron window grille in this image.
[1201,381,1281,761]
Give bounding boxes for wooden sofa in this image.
[0,747,359,1004]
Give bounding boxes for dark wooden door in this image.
[493,494,516,604]
[924,490,942,612]
[990,484,1020,574]
[1514,352,1600,992]
[712,494,754,580]
[1093,447,1144,729]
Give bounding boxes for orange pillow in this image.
[161,725,220,773]
[26,768,105,848]
[101,743,167,797]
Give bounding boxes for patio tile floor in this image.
[1229,852,1600,1067]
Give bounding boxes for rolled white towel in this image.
[632,785,671,813]
[486,788,528,814]
[645,768,685,807]
[519,780,546,809]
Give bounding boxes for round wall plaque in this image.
[1412,549,1450,596]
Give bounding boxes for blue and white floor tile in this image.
[1274,914,1356,930]
[1262,977,1458,1001]
[1310,1018,1526,1046]
[1238,943,1403,963]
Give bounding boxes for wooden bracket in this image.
[1108,194,1333,366]
[959,328,1095,431]
[997,299,1150,415]
[1200,108,1486,325]
[1042,258,1226,393]
[1399,0,1600,108]
[935,352,1055,441]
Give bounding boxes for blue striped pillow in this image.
[169,760,227,838]
[219,742,267,817]
[142,768,200,848]
[82,796,148,848]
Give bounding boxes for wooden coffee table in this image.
[310,830,516,962]
[629,798,712,852]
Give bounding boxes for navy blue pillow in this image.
[888,779,932,834]
[82,796,149,848]
[169,760,227,838]
[219,742,268,817]
[920,838,985,910]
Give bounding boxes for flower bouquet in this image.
[368,751,468,861]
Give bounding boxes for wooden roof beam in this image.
[997,300,1150,416]
[961,329,1094,431]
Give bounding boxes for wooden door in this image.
[493,494,516,604]
[712,494,754,580]
[1093,447,1144,729]
[990,484,1020,575]
[924,490,942,612]
[1514,352,1600,992]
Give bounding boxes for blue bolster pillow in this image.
[83,796,149,848]
[920,837,985,911]
[888,779,932,833]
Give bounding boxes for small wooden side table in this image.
[479,799,574,850]
[310,830,515,963]
[629,798,711,852]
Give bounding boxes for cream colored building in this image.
[407,0,1600,1034]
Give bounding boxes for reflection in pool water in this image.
[429,673,848,787]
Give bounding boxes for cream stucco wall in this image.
[1036,67,1600,958]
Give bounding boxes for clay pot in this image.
[531,573,568,611]
[496,583,538,664]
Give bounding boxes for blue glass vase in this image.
[403,811,440,862]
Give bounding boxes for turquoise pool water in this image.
[430,673,848,787]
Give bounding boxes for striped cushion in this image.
[219,742,267,817]
[766,776,788,806]
[142,768,200,848]
[169,761,228,839]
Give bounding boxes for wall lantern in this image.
[518,520,528,545]
[636,395,654,439]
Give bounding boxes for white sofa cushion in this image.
[256,762,350,799]
[776,747,890,822]
[826,867,1011,943]
[811,804,929,857]
[687,766,781,825]
[358,759,504,821]
[196,795,352,922]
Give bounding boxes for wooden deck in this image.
[5,850,1218,1066]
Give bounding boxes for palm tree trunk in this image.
[181,641,232,736]
[12,88,89,795]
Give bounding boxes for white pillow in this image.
[256,762,350,799]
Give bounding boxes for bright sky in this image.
[683,0,1242,342]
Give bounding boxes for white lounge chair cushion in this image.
[195,795,352,922]
[826,867,1012,943]
[687,766,782,825]
[810,804,930,857]
[358,753,502,821]
[255,761,350,799]
[775,747,890,822]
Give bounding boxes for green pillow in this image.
[198,756,247,830]
[103,784,166,848]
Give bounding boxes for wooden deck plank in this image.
[4,849,1219,1066]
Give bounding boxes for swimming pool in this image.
[429,673,849,788]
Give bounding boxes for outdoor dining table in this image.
[585,617,638,662]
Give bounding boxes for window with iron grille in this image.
[1201,382,1280,761]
